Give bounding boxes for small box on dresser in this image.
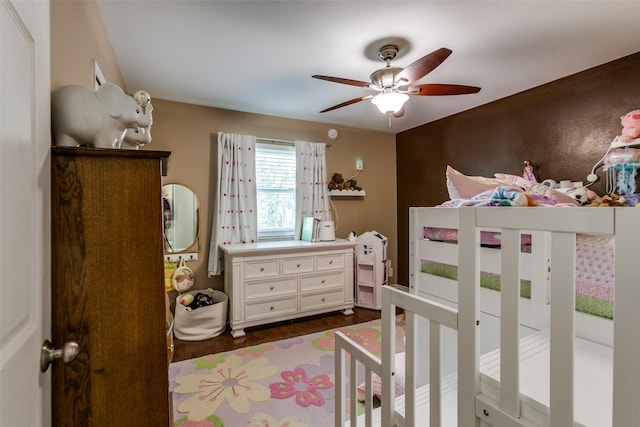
[220,239,358,337]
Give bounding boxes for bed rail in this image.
[340,207,640,426]
[335,285,458,427]
[463,207,640,427]
[335,330,382,427]
[410,207,552,331]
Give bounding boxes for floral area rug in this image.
[169,315,405,426]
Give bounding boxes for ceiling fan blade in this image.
[408,83,481,96]
[312,75,373,88]
[320,95,374,113]
[395,48,453,85]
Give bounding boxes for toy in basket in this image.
[171,260,228,340]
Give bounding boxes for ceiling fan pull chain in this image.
[388,114,392,127]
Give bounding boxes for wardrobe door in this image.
[51,147,171,426]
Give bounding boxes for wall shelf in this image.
[329,190,366,197]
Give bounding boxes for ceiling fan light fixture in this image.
[313,46,480,121]
[371,91,409,115]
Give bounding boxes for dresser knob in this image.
[270,305,275,311]
[329,260,333,264]
[270,286,274,291]
[297,263,300,268]
[260,267,264,272]
[322,297,326,302]
[321,279,325,284]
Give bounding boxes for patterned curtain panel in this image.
[208,132,257,276]
[294,140,331,239]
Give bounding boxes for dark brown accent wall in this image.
[395,51,640,285]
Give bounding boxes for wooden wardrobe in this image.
[51,147,172,425]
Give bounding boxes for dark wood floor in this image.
[171,307,381,363]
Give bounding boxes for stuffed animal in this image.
[590,193,626,207]
[179,293,194,306]
[328,172,362,191]
[342,178,362,191]
[565,186,602,206]
[619,110,640,143]
[328,173,344,190]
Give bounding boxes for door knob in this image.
[40,340,79,372]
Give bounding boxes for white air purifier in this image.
[318,221,335,241]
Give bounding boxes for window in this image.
[255,141,296,241]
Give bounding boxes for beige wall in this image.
[51,0,125,90]
[50,0,398,296]
[150,101,397,292]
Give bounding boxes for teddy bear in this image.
[619,110,640,143]
[328,172,362,191]
[328,173,344,190]
[342,178,362,191]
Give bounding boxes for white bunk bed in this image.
[335,206,640,427]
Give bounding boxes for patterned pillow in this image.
[493,173,534,189]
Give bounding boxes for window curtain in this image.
[295,140,331,239]
[208,132,257,276]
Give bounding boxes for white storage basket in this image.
[173,288,228,341]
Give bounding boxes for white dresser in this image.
[221,239,357,337]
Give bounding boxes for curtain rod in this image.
[257,137,331,148]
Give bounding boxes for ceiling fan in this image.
[312,45,481,123]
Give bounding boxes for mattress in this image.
[421,261,532,299]
[421,231,614,319]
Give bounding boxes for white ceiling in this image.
[96,1,640,134]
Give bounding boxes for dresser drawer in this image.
[245,277,297,300]
[316,253,345,271]
[300,288,344,311]
[282,256,314,275]
[244,258,279,280]
[300,271,344,292]
[245,296,298,321]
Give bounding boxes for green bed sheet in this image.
[421,262,612,319]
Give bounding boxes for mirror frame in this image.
[162,183,200,254]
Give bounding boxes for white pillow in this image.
[446,165,506,199]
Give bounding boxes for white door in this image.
[0,0,51,425]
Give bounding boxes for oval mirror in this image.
[162,184,199,253]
